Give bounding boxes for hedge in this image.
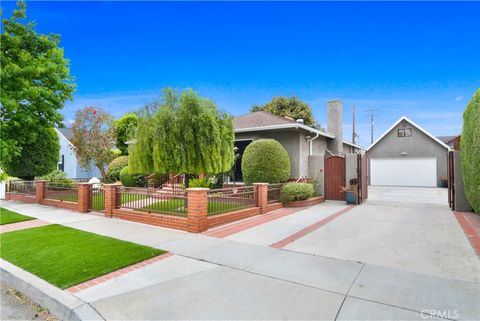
[119,166,147,187]
[461,89,480,213]
[280,182,315,203]
[106,156,129,183]
[241,139,291,185]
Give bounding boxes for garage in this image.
[370,157,437,187]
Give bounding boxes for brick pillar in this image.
[35,180,48,203]
[253,183,268,214]
[104,184,118,217]
[186,188,209,233]
[77,183,91,213]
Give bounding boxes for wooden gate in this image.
[448,150,455,209]
[325,156,346,200]
[357,154,368,204]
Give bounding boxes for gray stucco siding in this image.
[367,120,448,187]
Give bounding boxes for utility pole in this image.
[365,108,379,144]
[352,105,357,145]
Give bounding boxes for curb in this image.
[1,259,105,321]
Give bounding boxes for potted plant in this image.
[340,178,358,205]
[439,176,448,188]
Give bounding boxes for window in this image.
[398,128,412,137]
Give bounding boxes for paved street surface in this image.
[1,186,479,320]
[0,282,56,321]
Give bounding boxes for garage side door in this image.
[370,157,437,187]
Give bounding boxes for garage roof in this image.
[366,116,450,151]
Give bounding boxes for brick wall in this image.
[111,208,188,231]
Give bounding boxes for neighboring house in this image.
[233,100,362,181]
[438,135,461,150]
[55,128,102,179]
[366,117,450,187]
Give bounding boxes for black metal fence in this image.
[267,183,285,203]
[207,186,255,216]
[8,180,36,195]
[45,182,78,203]
[88,184,105,212]
[117,187,187,216]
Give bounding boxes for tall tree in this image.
[114,113,138,155]
[460,89,480,213]
[251,96,318,127]
[2,127,60,180]
[129,89,235,178]
[70,107,116,179]
[0,1,75,165]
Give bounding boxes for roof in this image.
[366,116,450,151]
[55,127,73,141]
[437,135,460,144]
[343,140,362,150]
[234,111,335,139]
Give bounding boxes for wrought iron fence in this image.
[267,183,285,203]
[207,186,255,216]
[117,187,187,217]
[8,180,36,195]
[45,182,78,203]
[88,184,105,212]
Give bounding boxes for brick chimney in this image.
[327,100,343,154]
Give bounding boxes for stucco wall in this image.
[308,155,325,195]
[345,154,358,185]
[235,130,329,179]
[367,119,448,186]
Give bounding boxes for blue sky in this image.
[3,1,480,147]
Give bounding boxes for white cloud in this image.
[455,96,463,101]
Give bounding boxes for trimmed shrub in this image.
[241,139,290,185]
[37,170,75,187]
[106,156,129,183]
[461,89,480,213]
[119,166,146,187]
[3,128,60,180]
[280,182,314,203]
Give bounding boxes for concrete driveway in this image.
[368,185,449,206]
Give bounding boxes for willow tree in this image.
[129,89,235,184]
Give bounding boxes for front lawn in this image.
[0,225,165,289]
[139,199,247,216]
[0,208,35,225]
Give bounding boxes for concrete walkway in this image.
[1,191,479,320]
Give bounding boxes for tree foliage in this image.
[460,89,480,213]
[114,113,138,155]
[241,139,291,185]
[129,89,235,176]
[3,127,60,180]
[0,1,75,164]
[106,156,129,183]
[70,107,115,179]
[251,96,317,127]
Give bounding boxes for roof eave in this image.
[235,123,335,139]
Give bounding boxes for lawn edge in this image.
[0,258,105,321]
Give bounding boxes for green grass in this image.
[139,199,246,216]
[0,208,35,225]
[48,193,149,211]
[0,225,165,289]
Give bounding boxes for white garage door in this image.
[370,157,437,187]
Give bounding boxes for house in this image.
[233,100,362,182]
[366,117,450,187]
[54,128,101,179]
[438,135,461,150]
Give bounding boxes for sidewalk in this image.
[1,200,479,320]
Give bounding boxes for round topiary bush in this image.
[280,182,315,203]
[106,156,129,183]
[461,89,480,213]
[119,166,147,187]
[241,139,291,185]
